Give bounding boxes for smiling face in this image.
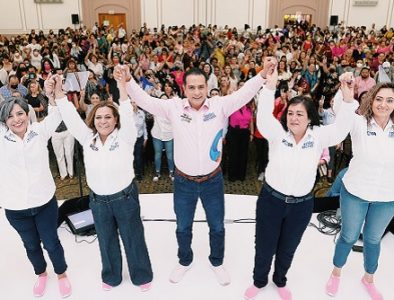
[6,104,29,139]
[372,88,394,121]
[183,74,208,110]
[94,106,118,142]
[286,103,310,140]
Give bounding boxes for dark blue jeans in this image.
[173,170,225,267]
[5,196,68,275]
[133,136,144,178]
[89,180,153,286]
[253,185,314,288]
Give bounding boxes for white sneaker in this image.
[169,263,192,283]
[153,174,160,182]
[210,264,231,286]
[257,172,265,182]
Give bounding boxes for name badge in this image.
[180,113,192,123]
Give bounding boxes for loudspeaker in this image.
[71,14,79,25]
[330,15,338,26]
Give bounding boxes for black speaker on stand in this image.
[330,15,338,27]
[71,14,79,25]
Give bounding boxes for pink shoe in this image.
[58,277,72,298]
[33,275,48,297]
[140,282,152,292]
[244,284,261,300]
[326,274,340,297]
[361,277,384,300]
[102,282,112,291]
[278,286,292,300]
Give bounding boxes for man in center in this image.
[116,58,274,285]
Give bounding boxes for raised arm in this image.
[52,74,92,144]
[220,57,276,117]
[116,65,137,146]
[38,74,63,140]
[318,72,358,148]
[116,65,171,119]
[256,68,285,140]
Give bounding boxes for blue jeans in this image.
[89,180,153,286]
[152,137,174,174]
[173,171,225,267]
[133,136,144,177]
[333,187,394,274]
[5,196,68,275]
[253,185,314,288]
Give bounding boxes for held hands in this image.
[44,74,65,105]
[260,56,277,79]
[339,72,355,103]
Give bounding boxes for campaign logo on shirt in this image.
[89,143,99,151]
[203,112,217,122]
[302,141,314,149]
[4,135,16,142]
[388,131,394,138]
[26,131,38,143]
[281,139,293,148]
[367,131,376,136]
[109,141,119,151]
[180,113,192,123]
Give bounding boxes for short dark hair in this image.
[0,97,29,123]
[183,67,208,85]
[280,96,320,131]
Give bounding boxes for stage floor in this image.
[0,194,393,300]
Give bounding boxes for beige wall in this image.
[81,0,141,33]
[268,0,329,28]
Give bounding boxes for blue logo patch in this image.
[209,130,223,162]
[367,131,376,136]
[389,131,394,138]
[203,112,216,122]
[89,143,99,151]
[109,141,119,151]
[302,141,314,149]
[281,139,293,148]
[26,131,38,143]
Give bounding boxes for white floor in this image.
[0,193,393,300]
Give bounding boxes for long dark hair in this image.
[280,96,320,131]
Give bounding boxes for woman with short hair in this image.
[0,78,72,298]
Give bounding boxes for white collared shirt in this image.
[343,117,394,202]
[56,97,137,195]
[126,74,265,176]
[0,107,62,210]
[257,88,356,197]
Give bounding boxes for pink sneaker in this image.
[361,277,384,300]
[278,286,292,300]
[102,282,112,291]
[244,284,261,300]
[140,282,152,292]
[58,277,72,298]
[33,275,48,297]
[326,274,340,297]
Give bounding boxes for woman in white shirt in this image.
[244,63,354,300]
[55,70,153,291]
[151,89,175,181]
[326,82,394,300]
[0,81,72,298]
